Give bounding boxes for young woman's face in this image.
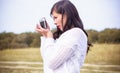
[52,11,67,31]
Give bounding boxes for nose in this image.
[54,20,57,25]
[54,22,57,25]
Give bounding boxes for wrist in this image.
[46,31,53,38]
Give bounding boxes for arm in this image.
[42,28,85,70]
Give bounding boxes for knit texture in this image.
[40,28,87,73]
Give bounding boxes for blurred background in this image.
[0,0,120,73]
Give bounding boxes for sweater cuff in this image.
[40,36,46,47]
[41,36,46,42]
[45,38,54,45]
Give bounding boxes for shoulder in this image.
[68,28,84,34]
[60,28,87,40]
[63,28,86,37]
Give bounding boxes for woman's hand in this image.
[35,24,53,38]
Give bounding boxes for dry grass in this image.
[0,44,120,73]
[85,43,120,65]
[0,48,42,62]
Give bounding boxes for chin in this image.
[57,27,63,31]
[60,28,63,31]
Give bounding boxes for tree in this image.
[86,29,98,43]
[0,32,16,50]
[98,28,120,43]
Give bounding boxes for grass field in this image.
[85,43,120,65]
[0,44,120,73]
[0,48,42,62]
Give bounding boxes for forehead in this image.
[52,10,61,17]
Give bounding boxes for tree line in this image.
[0,28,120,50]
[87,28,120,44]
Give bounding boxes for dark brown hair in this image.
[50,0,91,53]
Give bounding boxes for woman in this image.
[36,0,90,73]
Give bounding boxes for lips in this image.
[57,25,60,28]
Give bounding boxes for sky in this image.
[0,0,120,34]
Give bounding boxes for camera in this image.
[40,17,47,29]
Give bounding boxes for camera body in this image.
[40,17,47,29]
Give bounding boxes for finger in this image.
[36,24,44,30]
[35,28,45,36]
[36,25,47,32]
[35,28,42,32]
[36,24,40,29]
[35,25,42,31]
[36,23,50,35]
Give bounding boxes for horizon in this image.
[0,27,119,34]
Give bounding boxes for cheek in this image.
[54,18,58,24]
[63,19,67,26]
[57,15,62,23]
[63,16,67,26]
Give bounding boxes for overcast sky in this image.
[0,0,120,33]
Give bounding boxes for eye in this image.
[53,17,57,20]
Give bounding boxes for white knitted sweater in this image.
[40,28,87,73]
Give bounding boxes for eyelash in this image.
[54,17,57,19]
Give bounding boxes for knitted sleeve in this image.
[40,28,87,70]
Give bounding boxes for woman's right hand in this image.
[35,24,53,38]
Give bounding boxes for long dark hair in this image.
[50,0,91,53]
